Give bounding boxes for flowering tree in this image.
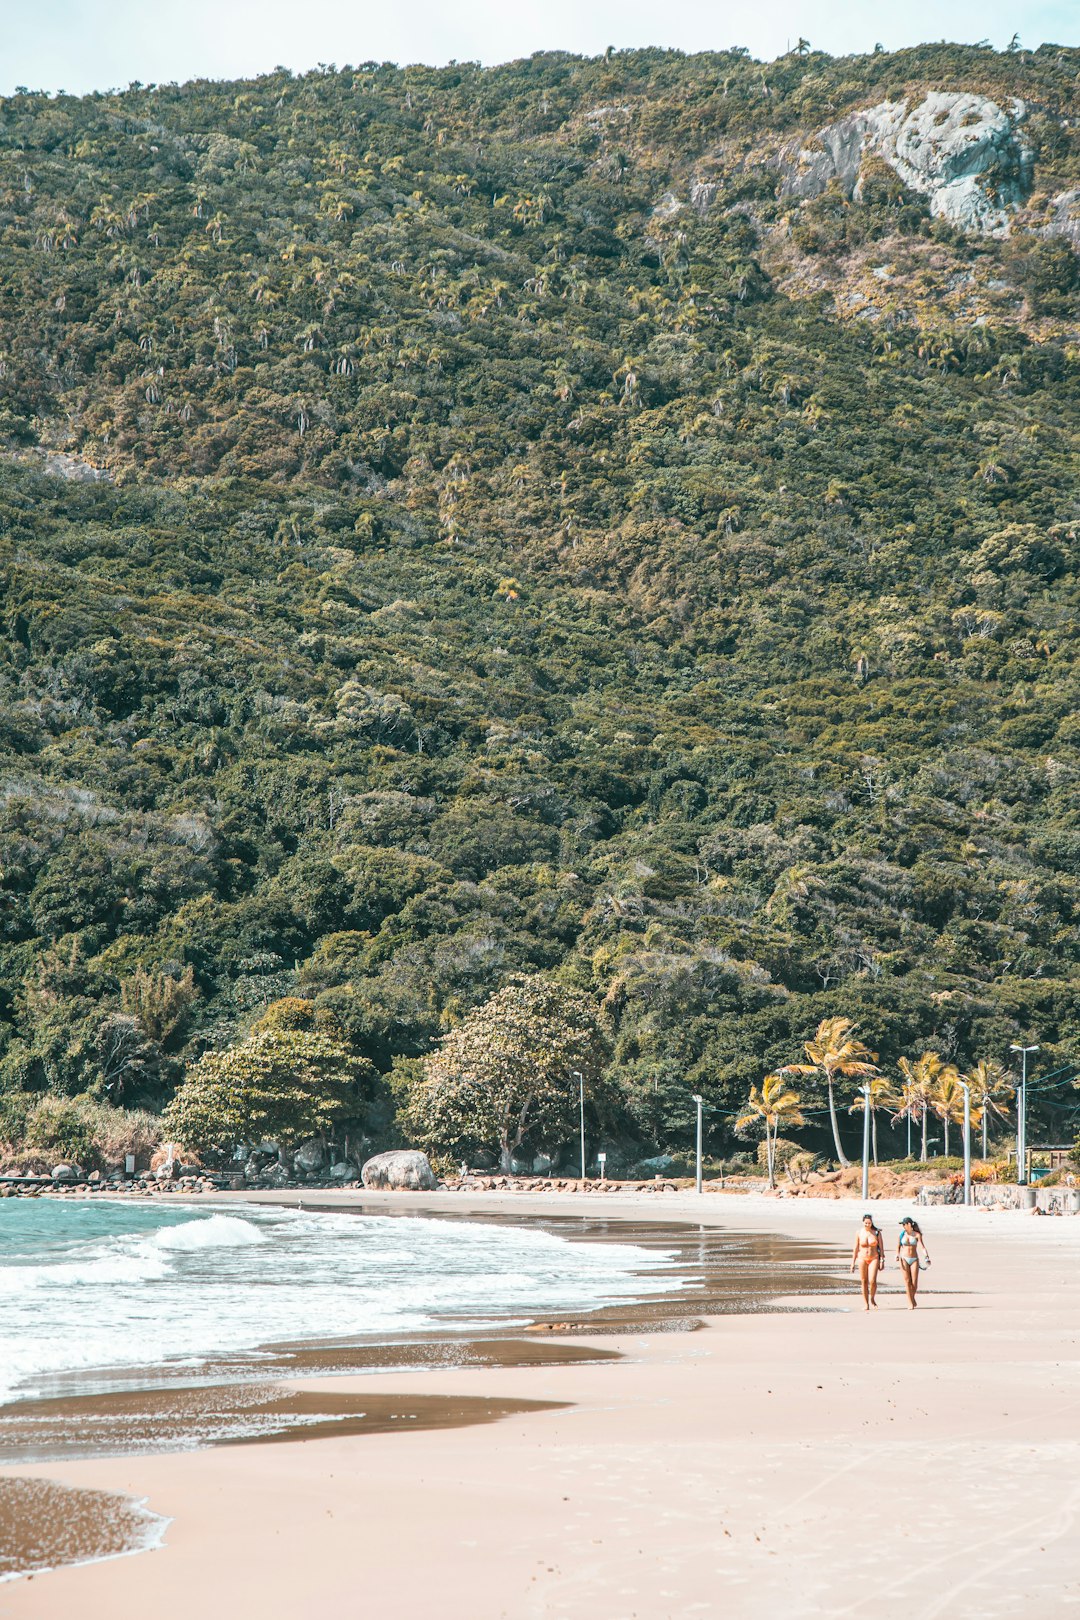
[403,977,607,1173]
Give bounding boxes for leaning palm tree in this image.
[895,1052,948,1161]
[928,1064,966,1157]
[735,1073,805,1190]
[848,1075,897,1165]
[781,1017,877,1167]
[962,1059,1015,1159]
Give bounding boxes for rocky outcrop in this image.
[360,1150,437,1191]
[779,92,1034,235]
[1042,190,1080,249]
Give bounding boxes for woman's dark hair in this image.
[861,1213,879,1230]
[902,1217,923,1236]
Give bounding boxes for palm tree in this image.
[928,1065,965,1157]
[895,1052,952,1160]
[962,1060,1015,1159]
[735,1073,805,1189]
[781,1017,877,1166]
[848,1076,896,1165]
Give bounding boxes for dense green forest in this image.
[1,41,1079,1167]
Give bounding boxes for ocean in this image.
[0,1198,680,1406]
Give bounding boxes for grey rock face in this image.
[1043,190,1080,249]
[293,1137,326,1173]
[360,1149,437,1191]
[779,92,1033,236]
[50,1163,82,1182]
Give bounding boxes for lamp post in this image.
[692,1094,703,1195]
[959,1079,972,1207]
[574,1070,585,1181]
[860,1082,872,1201]
[1009,1044,1039,1186]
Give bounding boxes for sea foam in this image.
[0,1202,679,1407]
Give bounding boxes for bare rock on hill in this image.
[361,1150,437,1191]
[50,1163,82,1182]
[779,91,1033,235]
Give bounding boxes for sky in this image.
[2,0,1075,97]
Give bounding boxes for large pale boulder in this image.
[361,1150,437,1191]
[50,1163,82,1183]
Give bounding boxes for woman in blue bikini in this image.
[897,1217,930,1308]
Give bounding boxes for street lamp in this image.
[692,1094,704,1195]
[1009,1044,1039,1186]
[860,1082,872,1201]
[573,1070,585,1182]
[959,1078,972,1207]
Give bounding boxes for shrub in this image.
[758,1136,803,1170]
[11,1097,162,1170]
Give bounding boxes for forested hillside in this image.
[1,42,1079,1164]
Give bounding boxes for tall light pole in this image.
[959,1079,972,1207]
[574,1070,585,1181]
[692,1094,703,1195]
[860,1082,872,1201]
[1009,1044,1039,1186]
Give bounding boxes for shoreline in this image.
[1,1192,1077,1618]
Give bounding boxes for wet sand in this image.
[1,1191,1077,1619]
[0,1478,164,1585]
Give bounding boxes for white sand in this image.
[1,1190,1077,1620]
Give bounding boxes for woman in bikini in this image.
[896,1217,930,1308]
[850,1213,884,1310]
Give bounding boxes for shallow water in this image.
[0,1199,682,1405]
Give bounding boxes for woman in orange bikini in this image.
[850,1213,884,1310]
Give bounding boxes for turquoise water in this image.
[0,1198,679,1404]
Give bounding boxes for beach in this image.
[1,1191,1077,1620]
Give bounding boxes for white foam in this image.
[151,1214,267,1251]
[0,1204,679,1406]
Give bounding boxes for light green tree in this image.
[402,976,607,1174]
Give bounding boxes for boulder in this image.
[293,1138,326,1174]
[259,1163,291,1188]
[50,1164,82,1183]
[361,1150,437,1192]
[328,1160,354,1181]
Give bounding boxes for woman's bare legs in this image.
[867,1257,880,1308]
[858,1258,871,1309]
[901,1259,919,1308]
